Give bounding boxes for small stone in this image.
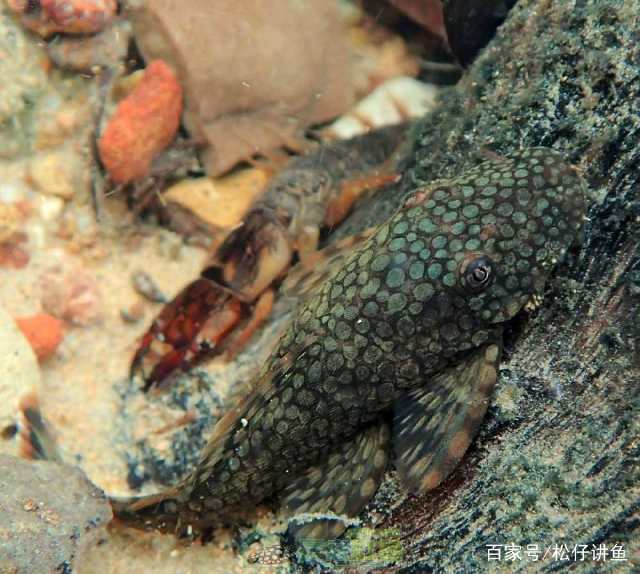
[120,301,145,324]
[37,195,65,222]
[0,234,30,269]
[0,6,48,141]
[0,455,111,573]
[0,202,27,243]
[28,152,79,199]
[6,0,117,38]
[131,270,167,303]
[15,313,65,362]
[39,256,103,325]
[0,181,29,203]
[34,98,94,151]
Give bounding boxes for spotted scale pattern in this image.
[114,148,587,537]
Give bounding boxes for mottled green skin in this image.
[116,148,586,534]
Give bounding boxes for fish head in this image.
[363,147,587,361]
[443,147,588,324]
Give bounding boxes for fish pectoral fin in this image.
[393,341,502,495]
[280,421,390,540]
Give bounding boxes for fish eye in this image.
[461,255,495,293]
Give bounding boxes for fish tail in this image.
[110,489,187,534]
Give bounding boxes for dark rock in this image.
[443,0,517,66]
[0,455,112,573]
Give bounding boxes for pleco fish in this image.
[113,148,587,540]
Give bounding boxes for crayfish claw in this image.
[129,278,243,391]
[215,208,293,301]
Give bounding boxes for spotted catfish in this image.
[113,148,587,540]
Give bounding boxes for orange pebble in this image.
[15,314,65,362]
[98,60,183,184]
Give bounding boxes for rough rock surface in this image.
[125,0,355,176]
[327,0,639,571]
[0,455,112,573]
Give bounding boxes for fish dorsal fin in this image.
[280,229,375,301]
[280,420,390,540]
[393,341,502,495]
